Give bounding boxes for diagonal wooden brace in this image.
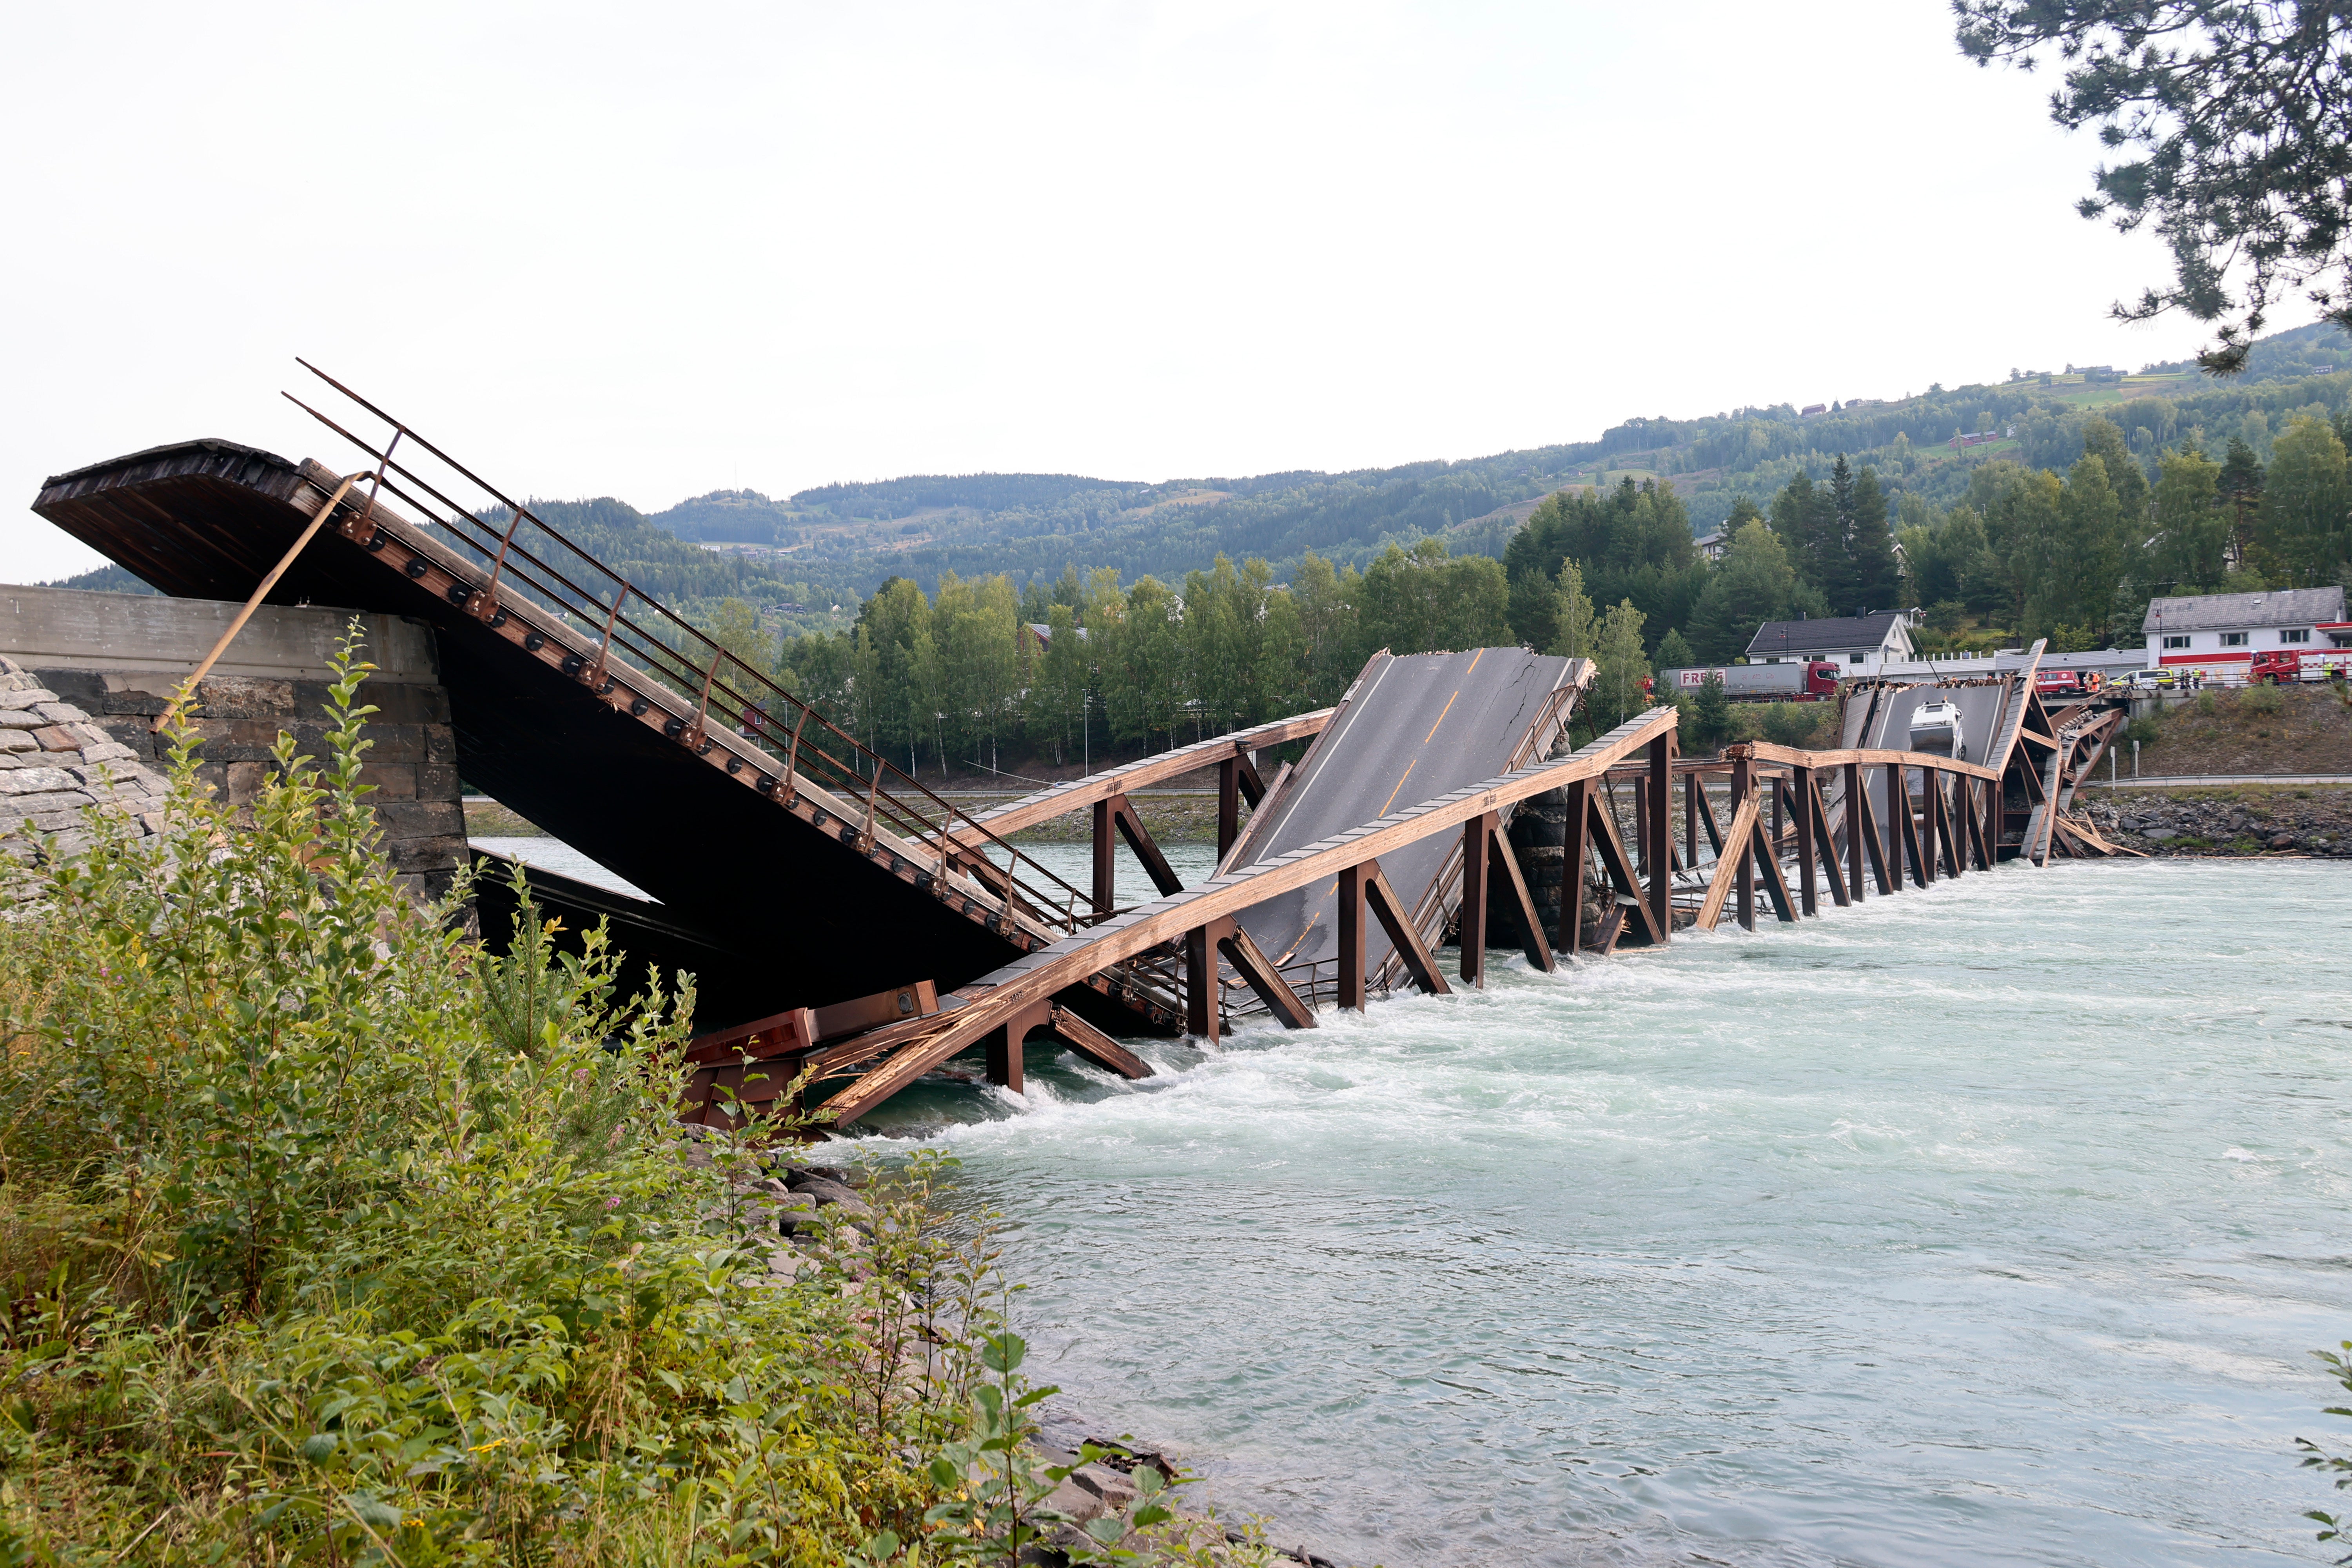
[1367,862,1451,996]
[1806,777,1851,908]
[1585,788,1661,947]
[1216,920,1318,1029]
[1488,821,1555,972]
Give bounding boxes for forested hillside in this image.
[738,321,2352,778]
[29,322,2352,780]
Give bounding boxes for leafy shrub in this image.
[1759,702,1826,749]
[0,630,1133,1565]
[2239,682,2286,715]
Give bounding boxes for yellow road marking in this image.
[1465,648,1484,673]
[1425,690,1459,744]
[1379,759,1416,817]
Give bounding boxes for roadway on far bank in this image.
[2083,774,2352,788]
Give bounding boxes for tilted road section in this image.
[1227,648,1588,1001]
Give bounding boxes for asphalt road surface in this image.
[1234,648,1575,985]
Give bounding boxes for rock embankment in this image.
[0,655,170,864]
[2080,787,2352,857]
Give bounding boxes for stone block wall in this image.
[38,667,467,900]
[0,656,171,863]
[0,587,468,901]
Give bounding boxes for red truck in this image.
[2247,649,2351,684]
[2034,668,2105,698]
[1658,661,1842,702]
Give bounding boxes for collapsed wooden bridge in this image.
[28,368,2138,1133]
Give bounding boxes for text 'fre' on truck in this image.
[1661,662,1842,702]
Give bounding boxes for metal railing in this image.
[282,362,1118,947]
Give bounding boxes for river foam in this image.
[849,857,2352,1566]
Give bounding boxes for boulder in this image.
[788,1175,874,1224]
[2271,833,2297,850]
[1041,1475,1109,1526]
[1071,1463,1140,1512]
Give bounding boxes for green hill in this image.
[34,321,2351,649]
[755,319,2350,597]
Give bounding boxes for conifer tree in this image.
[1771,470,1847,604]
[2217,438,2266,568]
[1844,465,1902,613]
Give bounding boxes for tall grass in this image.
[0,630,1110,1565]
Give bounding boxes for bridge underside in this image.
[32,438,1149,1031]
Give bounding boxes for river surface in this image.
[842,856,2352,1567]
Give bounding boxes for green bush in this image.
[0,631,1118,1566]
[2239,682,2286,715]
[1759,702,1826,749]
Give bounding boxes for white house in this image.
[2141,587,2350,673]
[1745,611,1916,671]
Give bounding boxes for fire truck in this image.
[2033,668,2105,699]
[2248,649,2352,684]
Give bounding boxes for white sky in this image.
[0,0,2254,581]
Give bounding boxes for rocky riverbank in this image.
[2078,785,2352,857]
[692,1131,1330,1565]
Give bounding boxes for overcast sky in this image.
[1,0,2257,581]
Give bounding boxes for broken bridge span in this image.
[28,368,2134,1131]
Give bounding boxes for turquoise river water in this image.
[840,855,2352,1566]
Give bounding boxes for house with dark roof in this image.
[2143,587,2349,670]
[1744,611,1915,671]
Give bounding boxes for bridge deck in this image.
[1229,648,1587,1003]
[31,428,1176,1034]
